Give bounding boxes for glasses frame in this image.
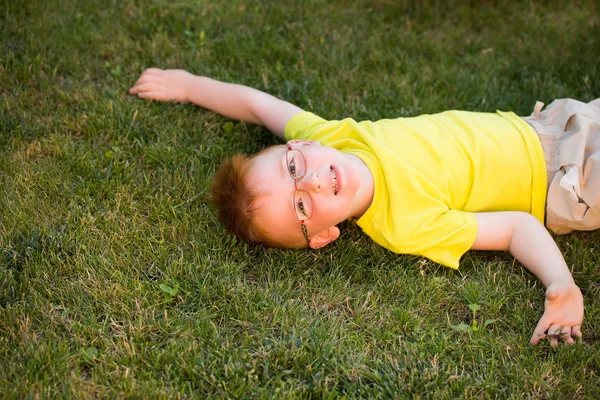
[286,142,313,244]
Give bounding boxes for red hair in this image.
[210,148,285,247]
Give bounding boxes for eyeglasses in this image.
[286,142,313,243]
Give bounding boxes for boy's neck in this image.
[347,154,374,219]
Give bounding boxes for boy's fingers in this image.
[548,323,561,347]
[137,91,163,100]
[548,323,561,336]
[560,326,573,344]
[129,84,142,94]
[531,322,582,346]
[143,68,164,75]
[530,329,543,345]
[130,82,162,94]
[133,75,164,87]
[129,85,144,95]
[530,316,550,345]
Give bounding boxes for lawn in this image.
[1,0,600,397]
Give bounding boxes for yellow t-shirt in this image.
[285,110,547,269]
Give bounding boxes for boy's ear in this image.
[308,226,340,249]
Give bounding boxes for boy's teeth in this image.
[330,167,338,195]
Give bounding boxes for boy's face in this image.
[248,141,369,248]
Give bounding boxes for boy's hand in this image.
[530,282,584,347]
[129,68,191,102]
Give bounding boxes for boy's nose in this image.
[297,171,321,193]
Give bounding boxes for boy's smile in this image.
[247,141,374,248]
[330,165,341,194]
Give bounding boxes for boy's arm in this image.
[129,68,304,140]
[471,211,583,347]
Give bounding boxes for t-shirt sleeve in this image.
[284,112,329,141]
[399,210,478,269]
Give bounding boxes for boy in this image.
[130,68,599,347]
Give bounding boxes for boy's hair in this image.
[210,148,281,247]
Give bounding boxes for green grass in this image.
[1,0,600,397]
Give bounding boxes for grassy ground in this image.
[1,0,600,397]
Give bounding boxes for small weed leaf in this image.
[81,347,99,362]
[468,303,480,313]
[85,347,98,358]
[159,284,178,297]
[452,323,472,333]
[483,319,497,328]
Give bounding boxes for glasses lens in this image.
[293,191,313,220]
[286,149,306,179]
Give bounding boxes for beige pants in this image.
[522,98,600,234]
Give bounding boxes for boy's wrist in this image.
[545,278,577,294]
[543,273,575,288]
[179,70,195,103]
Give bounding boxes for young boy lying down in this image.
[130,67,600,347]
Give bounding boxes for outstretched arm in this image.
[471,211,584,347]
[129,68,304,140]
